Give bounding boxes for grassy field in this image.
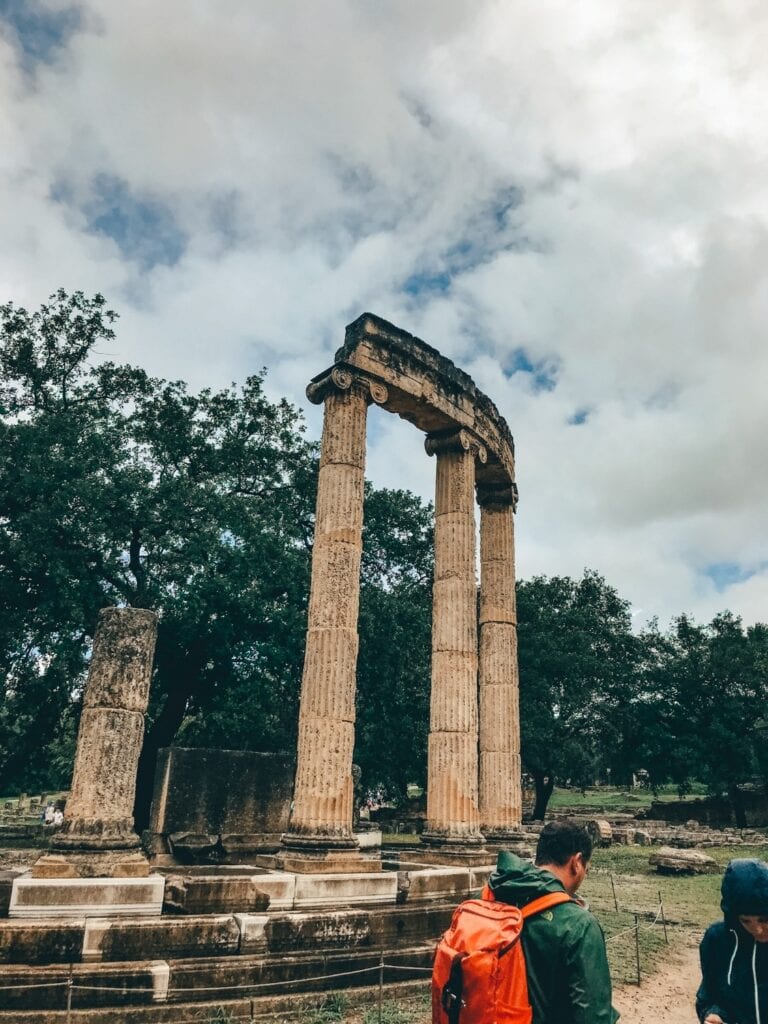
[583,843,749,986]
[547,784,709,813]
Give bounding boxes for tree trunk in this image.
[728,783,748,829]
[531,770,555,820]
[133,684,191,833]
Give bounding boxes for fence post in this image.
[66,962,73,1024]
[610,873,619,912]
[634,914,641,986]
[378,946,385,1023]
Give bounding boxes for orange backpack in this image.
[432,885,573,1024]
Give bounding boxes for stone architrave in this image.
[280,367,387,872]
[477,482,523,837]
[421,429,486,852]
[34,607,158,879]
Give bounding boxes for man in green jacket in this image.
[488,819,619,1024]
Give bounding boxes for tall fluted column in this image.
[477,482,522,835]
[281,367,387,869]
[421,429,486,850]
[34,607,158,878]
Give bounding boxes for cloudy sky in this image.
[1,0,766,629]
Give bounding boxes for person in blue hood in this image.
[697,859,768,1024]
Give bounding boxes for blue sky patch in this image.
[503,347,559,392]
[568,407,590,425]
[55,173,188,271]
[399,183,526,304]
[0,0,82,73]
[403,269,452,296]
[703,561,760,593]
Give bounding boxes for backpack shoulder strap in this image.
[521,891,573,919]
[480,886,573,917]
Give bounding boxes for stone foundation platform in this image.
[0,862,495,1018]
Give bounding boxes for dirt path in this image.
[614,938,700,1024]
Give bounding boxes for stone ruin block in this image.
[148,747,294,862]
[586,819,613,847]
[163,874,271,915]
[649,846,720,875]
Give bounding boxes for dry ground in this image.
[613,934,700,1024]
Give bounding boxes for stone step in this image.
[0,943,435,1013]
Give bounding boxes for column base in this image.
[481,828,536,860]
[415,847,492,867]
[275,849,382,874]
[32,850,151,879]
[51,817,142,851]
[278,830,381,873]
[419,831,489,866]
[481,827,527,841]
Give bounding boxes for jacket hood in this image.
[488,849,566,907]
[721,859,768,919]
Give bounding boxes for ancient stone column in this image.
[477,482,523,836]
[34,607,158,878]
[421,429,486,851]
[281,367,387,870]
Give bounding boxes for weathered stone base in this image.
[0,904,443,1016]
[415,846,491,867]
[415,847,493,864]
[32,850,150,879]
[276,849,382,874]
[9,875,165,919]
[482,828,528,842]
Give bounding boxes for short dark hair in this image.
[535,819,593,867]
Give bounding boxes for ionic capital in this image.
[476,480,519,512]
[306,364,389,406]
[425,429,487,464]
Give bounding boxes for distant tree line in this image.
[1,291,766,827]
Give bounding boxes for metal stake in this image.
[634,914,641,985]
[66,962,73,1023]
[659,891,669,944]
[378,946,385,1023]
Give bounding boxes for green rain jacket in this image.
[488,850,619,1024]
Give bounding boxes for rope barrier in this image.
[0,979,70,991]
[605,902,664,942]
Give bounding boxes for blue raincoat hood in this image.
[721,859,768,920]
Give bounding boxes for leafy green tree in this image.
[0,289,436,827]
[354,485,433,802]
[516,570,639,818]
[656,613,768,825]
[1,291,317,826]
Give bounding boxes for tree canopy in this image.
[0,290,433,823]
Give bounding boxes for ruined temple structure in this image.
[280,314,522,871]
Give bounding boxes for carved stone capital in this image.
[425,429,487,463]
[476,480,519,511]
[306,364,389,406]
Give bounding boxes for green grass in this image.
[547,784,709,813]
[300,994,350,1024]
[584,844,768,985]
[362,996,429,1024]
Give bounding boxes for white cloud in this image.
[1,0,767,628]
